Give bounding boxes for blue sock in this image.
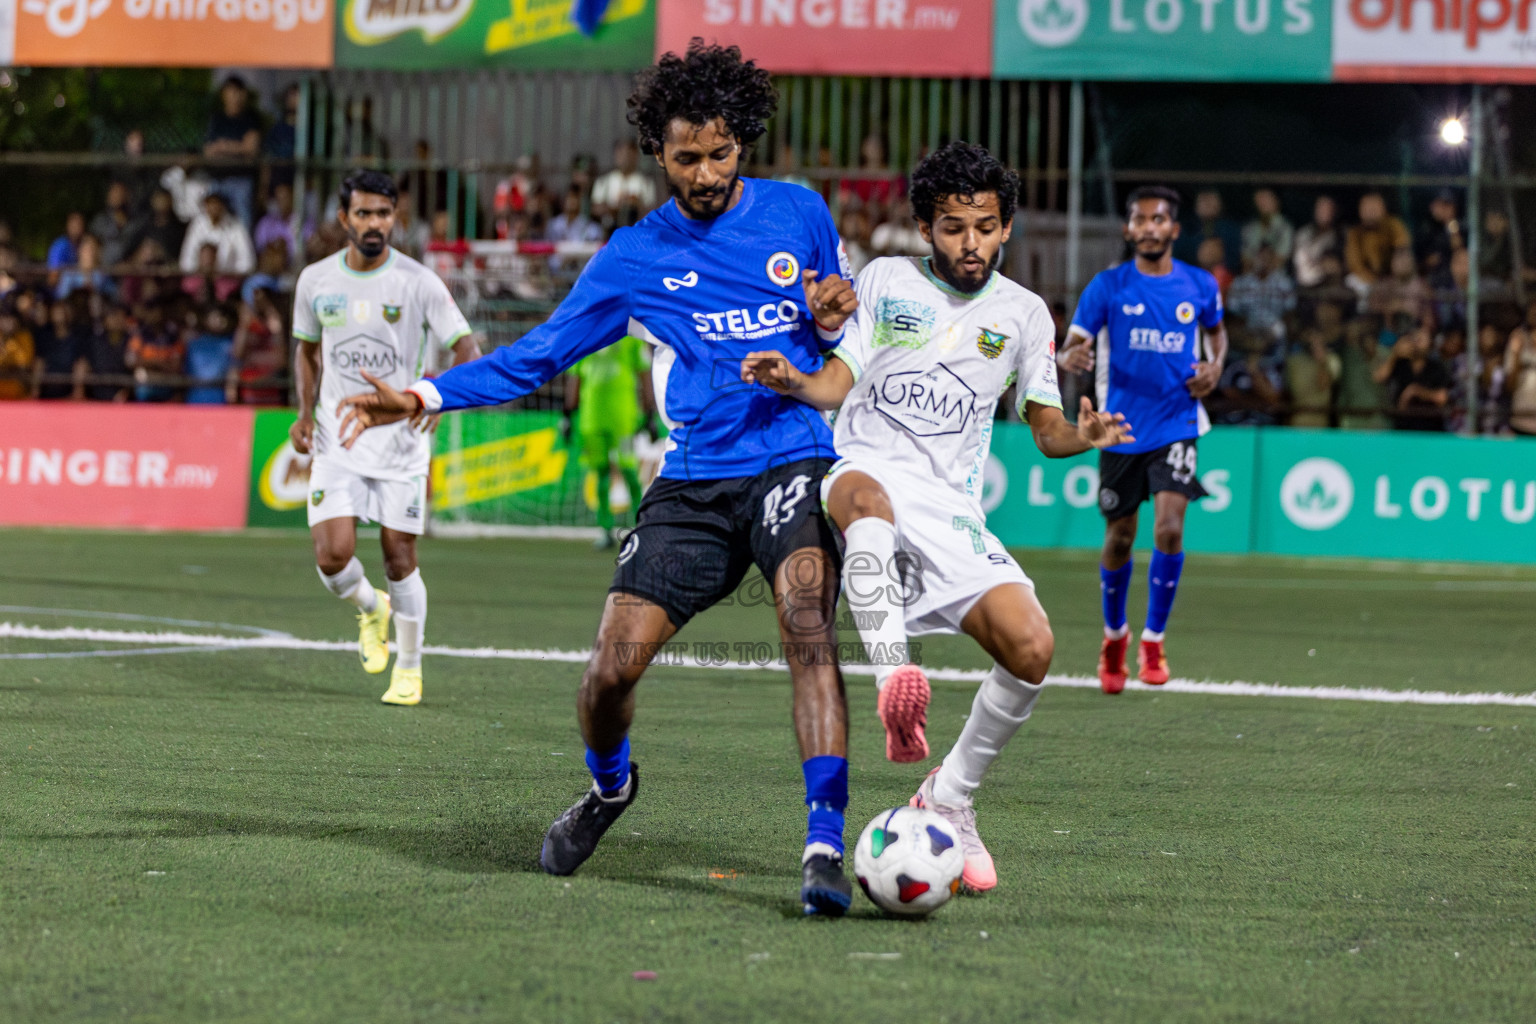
[584,737,631,798]
[1145,550,1185,636]
[802,755,848,856]
[1100,560,1133,634]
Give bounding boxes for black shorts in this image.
[1098,439,1208,521]
[610,457,840,629]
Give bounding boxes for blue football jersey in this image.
[1069,260,1223,454]
[419,178,849,480]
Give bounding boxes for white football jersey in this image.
[831,256,1062,500]
[292,248,471,480]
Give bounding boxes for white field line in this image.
[4,622,1535,708]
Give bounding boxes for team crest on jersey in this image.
[383,304,402,324]
[766,251,800,287]
[1176,301,1196,324]
[311,490,325,506]
[316,294,347,328]
[872,298,935,350]
[976,328,1008,359]
[353,300,371,323]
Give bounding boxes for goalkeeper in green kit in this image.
[566,334,651,549]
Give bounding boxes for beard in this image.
[1134,237,1170,261]
[930,244,1000,294]
[667,171,740,221]
[348,226,389,259]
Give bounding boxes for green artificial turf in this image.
[2,530,1534,1022]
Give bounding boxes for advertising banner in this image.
[12,0,334,68]
[985,425,1257,553]
[993,0,1332,79]
[431,409,591,525]
[1254,429,1536,564]
[337,0,652,69]
[0,403,254,530]
[656,0,994,76]
[1330,0,1536,82]
[247,409,314,529]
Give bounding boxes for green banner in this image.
[1255,430,1536,565]
[336,0,654,70]
[247,409,312,529]
[986,424,1256,554]
[993,0,1332,81]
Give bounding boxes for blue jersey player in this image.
[1059,186,1228,694]
[336,43,863,915]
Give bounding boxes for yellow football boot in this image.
[357,590,392,674]
[381,665,422,706]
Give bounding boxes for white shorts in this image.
[307,459,428,536]
[821,459,1033,637]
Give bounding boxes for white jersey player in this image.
[290,170,478,706]
[741,142,1133,893]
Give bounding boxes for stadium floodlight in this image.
[1440,117,1467,146]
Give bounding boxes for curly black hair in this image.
[627,39,777,156]
[909,141,1020,226]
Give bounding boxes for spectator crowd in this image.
[2,86,1534,436]
[1164,185,1536,435]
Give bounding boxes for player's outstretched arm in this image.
[1027,396,1135,458]
[740,349,854,411]
[337,371,422,448]
[1186,322,1228,398]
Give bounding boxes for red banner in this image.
[656,0,992,76]
[0,404,255,530]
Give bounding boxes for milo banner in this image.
[985,425,1256,553]
[248,409,313,528]
[336,0,654,69]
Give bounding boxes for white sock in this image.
[842,516,907,688]
[933,664,1042,808]
[1141,628,1165,642]
[319,557,377,612]
[1104,624,1129,640]
[388,569,427,670]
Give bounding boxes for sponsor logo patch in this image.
[766,251,800,287]
[316,294,347,328]
[872,298,936,350]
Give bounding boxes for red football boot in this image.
[1138,638,1169,685]
[877,665,931,763]
[1098,635,1129,695]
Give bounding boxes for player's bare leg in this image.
[825,470,929,762]
[312,518,392,676]
[1098,511,1138,694]
[910,583,1050,892]
[774,546,853,916]
[379,528,425,705]
[541,593,676,876]
[1139,491,1190,685]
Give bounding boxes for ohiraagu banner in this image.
[1331,0,1536,82]
[993,0,1333,79]
[9,0,334,68]
[656,0,994,76]
[337,0,653,69]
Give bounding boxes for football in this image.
[853,807,966,917]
